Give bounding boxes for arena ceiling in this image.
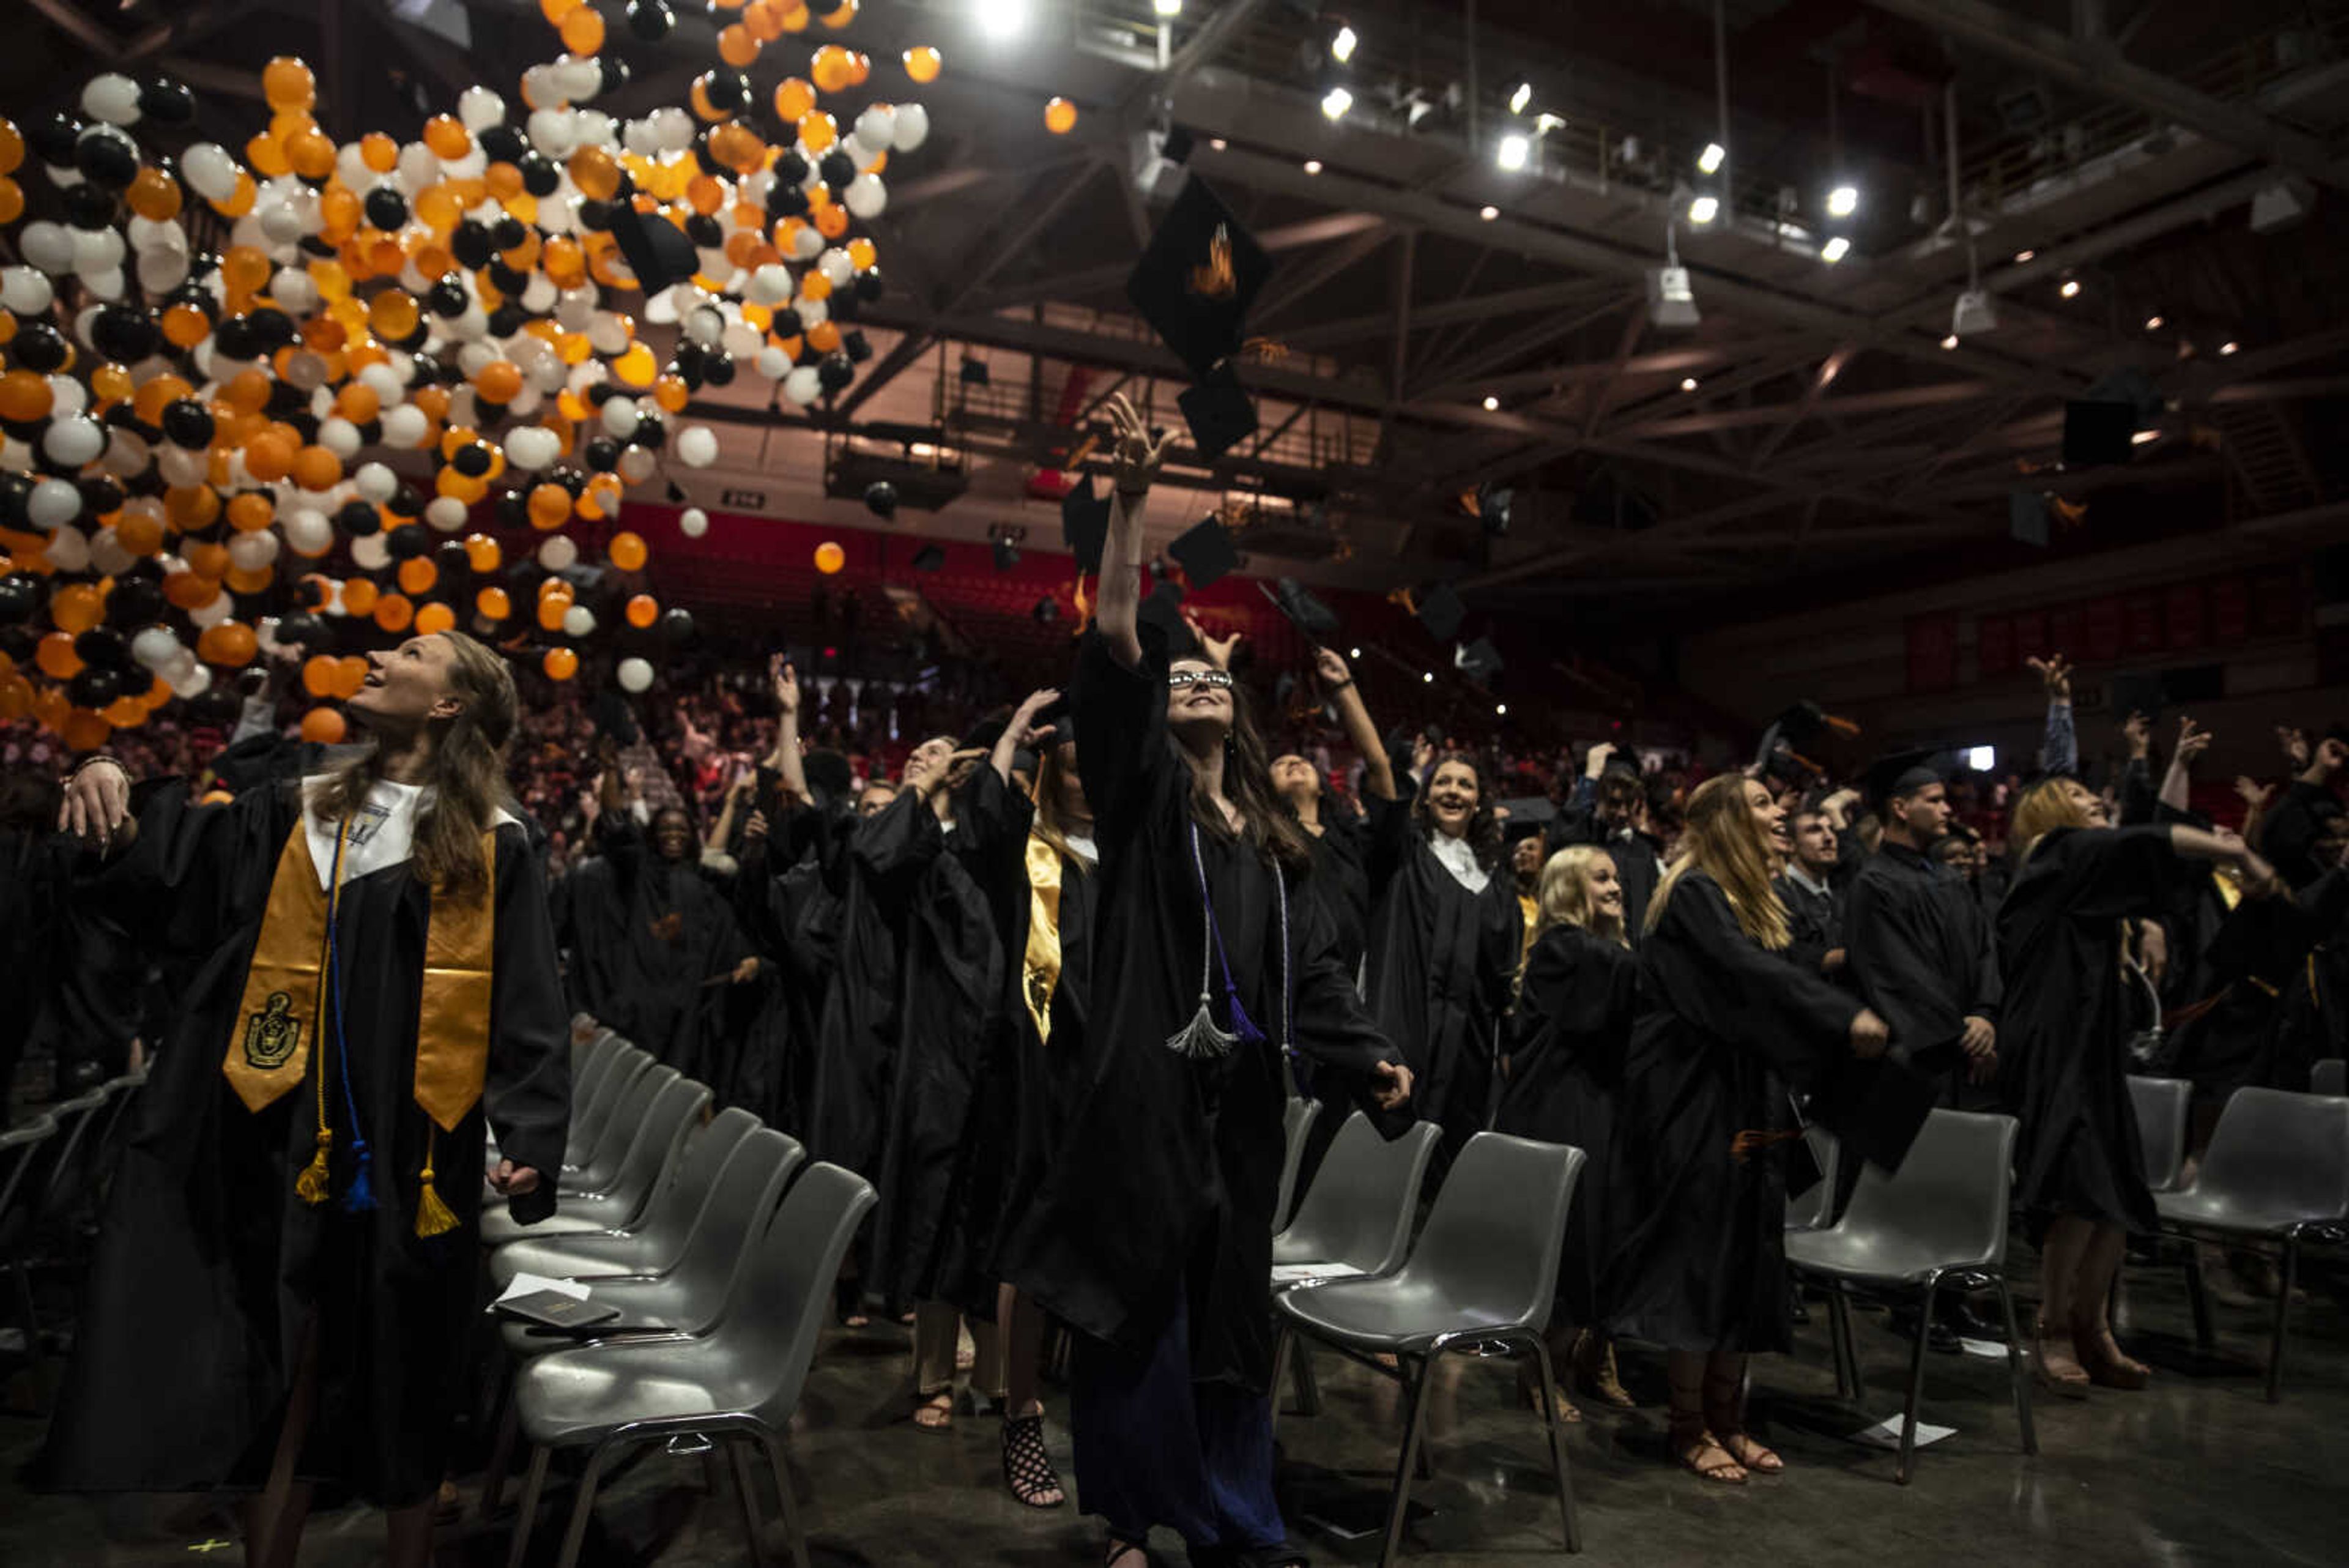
[18,0,2349,635]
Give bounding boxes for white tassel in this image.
[1165,994,1239,1059]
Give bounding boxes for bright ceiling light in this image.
[1478,204,1499,220]
[1209,137,1228,150]
[1153,0,1182,15]
[1496,133,1530,171]
[1509,81,1532,116]
[2060,277,2080,298]
[2220,340,2240,355]
[1330,24,1358,64]
[2145,314,2164,330]
[1496,702,1508,716]
[1680,377,1699,392]
[1698,141,1726,174]
[1827,184,1858,218]
[1820,235,1850,262]
[1302,158,1323,174]
[1422,671,1434,683]
[1687,193,1719,225]
[1482,395,1499,411]
[1941,333,1959,349]
[1320,86,1353,121]
[2013,248,2035,262]
[979,0,1033,36]
[2132,428,2161,445]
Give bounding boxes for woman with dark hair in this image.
[1603,774,1889,1485]
[1356,689,1523,1160]
[1003,395,1413,1568]
[1997,775,2280,1395]
[40,630,570,1568]
[1494,845,1642,1418]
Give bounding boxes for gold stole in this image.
[1023,834,1064,1044]
[223,812,498,1234]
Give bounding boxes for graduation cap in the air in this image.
[911,543,946,572]
[1501,797,1557,843]
[1414,582,1466,642]
[1464,481,1513,537]
[1863,747,1945,815]
[1751,699,1858,777]
[1454,637,1503,684]
[1255,576,1340,640]
[1167,515,1242,590]
[607,203,700,295]
[1061,476,1111,573]
[1136,579,1197,658]
[1126,176,1274,382]
[1177,362,1259,463]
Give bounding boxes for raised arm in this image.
[763,653,811,807]
[1315,647,1395,801]
[1094,393,1176,671]
[993,688,1061,785]
[2028,653,2077,775]
[2161,715,2208,814]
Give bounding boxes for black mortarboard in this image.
[2009,489,2050,547]
[963,715,1008,752]
[1470,481,1513,536]
[1168,515,1241,590]
[2061,399,2135,467]
[1454,637,1502,683]
[1060,476,1111,573]
[1753,699,1857,776]
[1414,582,1466,642]
[607,203,700,295]
[1809,1050,1939,1175]
[1126,176,1273,381]
[1177,363,1258,463]
[1501,797,1557,838]
[1137,579,1197,658]
[1255,576,1340,640]
[911,543,946,572]
[1864,747,1944,813]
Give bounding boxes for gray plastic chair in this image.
[2312,1058,2346,1096]
[32,1088,113,1226]
[2127,1075,2191,1193]
[562,1047,652,1178]
[1784,1109,2034,1484]
[484,1072,702,1245]
[0,1114,59,1356]
[1274,1114,1441,1287]
[1272,1097,1318,1232]
[505,1162,877,1568]
[489,1109,765,1290]
[2156,1085,2349,1402]
[559,1058,672,1198]
[1784,1125,1841,1232]
[1274,1132,1584,1565]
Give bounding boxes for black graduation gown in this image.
[0,827,69,1105]
[1994,825,2176,1233]
[1601,871,1860,1353]
[568,817,749,1087]
[2168,869,2349,1096]
[1844,841,2001,1097]
[37,752,570,1507]
[1000,631,1406,1394]
[803,792,932,1180]
[1493,924,1639,1326]
[1774,871,1845,982]
[726,804,837,1136]
[1303,805,1371,979]
[1362,784,1523,1158]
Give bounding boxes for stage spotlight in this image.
[1496,133,1529,171]
[1154,0,1182,15]
[1820,235,1850,263]
[1827,184,1858,218]
[1321,85,1353,121]
[1687,193,1718,225]
[1509,81,1532,114]
[2060,277,2081,299]
[1330,24,1357,63]
[1698,141,1726,174]
[1479,204,1499,220]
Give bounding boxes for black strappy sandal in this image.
[1002,1411,1066,1509]
[1105,1536,1147,1567]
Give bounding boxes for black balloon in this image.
[275,611,327,647]
[861,480,896,519]
[91,304,158,363]
[363,184,409,229]
[74,626,132,670]
[818,352,856,393]
[75,125,140,188]
[28,113,81,168]
[14,322,68,374]
[139,76,195,124]
[106,574,165,627]
[819,149,855,188]
[659,606,694,645]
[387,526,431,562]
[450,442,492,477]
[0,574,40,624]
[626,0,675,42]
[336,498,381,536]
[426,275,469,319]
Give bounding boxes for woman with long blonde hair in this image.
[1496,845,1642,1418]
[1995,775,2279,1395]
[1602,774,1890,1485]
[42,630,570,1568]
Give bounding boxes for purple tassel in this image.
[1222,986,1266,1046]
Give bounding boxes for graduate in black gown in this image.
[1493,843,1641,1418]
[1360,708,1523,1162]
[1551,741,1664,942]
[1000,395,1413,1568]
[39,630,569,1568]
[1602,775,1888,1486]
[1772,797,1851,984]
[1996,775,2281,1398]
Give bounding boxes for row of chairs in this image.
[1,1066,148,1372]
[481,1022,874,1568]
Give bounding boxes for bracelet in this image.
[65,754,127,785]
[1327,678,1354,693]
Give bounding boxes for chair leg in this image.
[2183,1247,2214,1349]
[1991,1274,2036,1457]
[1269,1322,1291,1433]
[2265,1239,2299,1405]
[505,1446,551,1568]
[1827,1285,1861,1401]
[1896,1276,1940,1487]
[727,1435,773,1568]
[1293,1334,1323,1418]
[1379,1351,1439,1568]
[1821,1277,1853,1401]
[554,1436,623,1568]
[1523,1334,1581,1553]
[478,1377,521,1520]
[753,1428,812,1568]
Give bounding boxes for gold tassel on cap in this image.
[413,1128,459,1238]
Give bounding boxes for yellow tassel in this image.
[413,1132,459,1238]
[294,1128,334,1206]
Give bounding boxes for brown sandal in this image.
[1517,1366,1582,1423]
[1572,1329,1637,1410]
[912,1389,954,1432]
[1702,1366,1783,1474]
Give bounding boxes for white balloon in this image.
[651,106,696,154]
[617,445,657,485]
[89,526,136,577]
[586,312,631,355]
[600,398,641,439]
[854,105,899,152]
[101,427,150,479]
[20,222,76,275]
[537,534,579,570]
[0,266,52,314]
[818,248,855,288]
[746,263,793,308]
[680,507,710,538]
[349,532,392,571]
[226,530,280,571]
[353,463,398,504]
[782,365,822,407]
[132,626,184,671]
[380,404,429,448]
[425,496,469,532]
[43,415,105,468]
[684,304,725,346]
[842,174,888,221]
[78,267,126,303]
[575,109,617,148]
[171,661,215,701]
[796,296,829,327]
[45,524,91,573]
[458,86,507,130]
[82,73,143,126]
[157,445,207,487]
[73,227,127,273]
[892,103,930,152]
[27,478,81,529]
[182,143,238,202]
[396,140,440,193]
[623,117,659,158]
[269,265,320,314]
[527,107,578,158]
[554,55,604,105]
[504,424,560,469]
[618,657,655,694]
[756,345,792,379]
[562,604,597,637]
[136,246,191,293]
[722,318,763,360]
[357,360,407,406]
[259,200,306,246]
[281,507,334,556]
[789,223,825,262]
[675,426,719,467]
[318,415,363,460]
[46,374,87,418]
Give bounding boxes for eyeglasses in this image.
[1167,669,1235,692]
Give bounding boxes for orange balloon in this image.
[558,6,604,53]
[529,483,572,529]
[300,707,347,744]
[536,596,570,632]
[373,593,414,633]
[48,582,102,634]
[1045,97,1079,135]
[475,359,523,404]
[413,601,456,636]
[719,23,762,67]
[61,709,112,753]
[815,540,845,574]
[543,647,580,682]
[0,369,51,422]
[335,655,369,699]
[162,569,221,611]
[397,556,439,596]
[302,654,339,697]
[475,585,512,620]
[464,533,503,573]
[422,114,471,160]
[226,491,275,532]
[196,619,259,667]
[773,77,815,123]
[607,530,648,571]
[341,577,380,617]
[619,593,655,628]
[35,630,84,680]
[262,56,316,113]
[103,694,149,729]
[904,45,941,84]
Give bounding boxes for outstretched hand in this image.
[1313,646,1352,689]
[1185,614,1244,672]
[769,653,800,716]
[1105,392,1175,497]
[1011,688,1061,749]
[2027,653,2073,700]
[2175,715,2211,764]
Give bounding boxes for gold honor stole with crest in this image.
[224,809,497,1234]
[1023,833,1066,1044]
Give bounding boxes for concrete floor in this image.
[5,1250,2347,1567]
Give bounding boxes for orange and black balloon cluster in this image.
[0,0,939,747]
